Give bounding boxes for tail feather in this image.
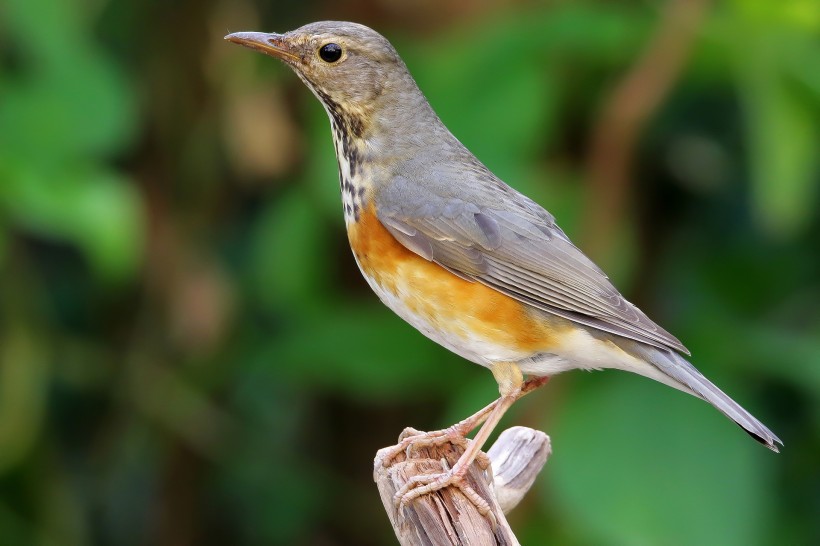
[640,347,782,452]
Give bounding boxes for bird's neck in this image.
[320,82,451,227]
[319,94,371,226]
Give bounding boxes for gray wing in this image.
[375,173,689,355]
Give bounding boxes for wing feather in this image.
[375,175,689,354]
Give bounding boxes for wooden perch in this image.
[374,426,551,545]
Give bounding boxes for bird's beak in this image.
[224,31,300,63]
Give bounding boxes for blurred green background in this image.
[1,0,818,544]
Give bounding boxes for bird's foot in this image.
[381,426,491,470]
[394,464,492,516]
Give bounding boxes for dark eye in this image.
[319,43,343,63]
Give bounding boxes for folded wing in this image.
[375,173,689,355]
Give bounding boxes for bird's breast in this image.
[346,203,570,366]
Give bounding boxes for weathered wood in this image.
[487,427,551,514]
[374,427,551,545]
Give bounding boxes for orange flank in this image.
[348,203,566,355]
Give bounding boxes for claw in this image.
[382,426,471,468]
[394,468,492,516]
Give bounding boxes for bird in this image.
[225,21,781,512]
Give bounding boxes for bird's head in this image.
[226,21,421,136]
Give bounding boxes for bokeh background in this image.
[1,0,818,544]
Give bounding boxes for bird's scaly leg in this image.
[382,397,500,470]
[390,366,549,515]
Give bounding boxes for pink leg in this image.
[391,372,550,514]
[382,397,500,469]
[382,376,549,468]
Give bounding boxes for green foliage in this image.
[0,0,141,282]
[718,2,820,237]
[0,328,48,473]
[550,374,773,546]
[0,0,817,545]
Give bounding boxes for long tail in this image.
[633,344,782,452]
